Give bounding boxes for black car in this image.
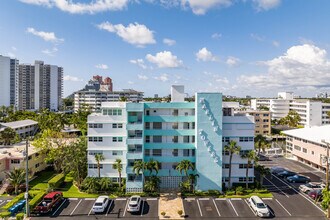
[277,170,296,178]
[287,175,310,183]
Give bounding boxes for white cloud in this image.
[42,47,58,56]
[163,38,176,46]
[250,33,264,42]
[211,33,222,39]
[64,75,83,82]
[11,46,17,51]
[128,81,134,84]
[272,40,280,47]
[97,22,156,47]
[215,76,229,84]
[146,51,183,68]
[238,44,330,90]
[195,47,217,62]
[27,27,64,43]
[7,52,15,58]
[95,64,109,69]
[138,74,149,80]
[20,0,129,14]
[153,73,169,82]
[226,56,240,66]
[130,59,147,69]
[181,0,233,15]
[253,0,281,11]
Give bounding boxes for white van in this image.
[248,196,270,217]
[92,196,109,213]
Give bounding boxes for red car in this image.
[33,191,63,214]
[308,189,323,201]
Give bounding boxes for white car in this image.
[249,196,271,218]
[92,196,109,213]
[127,195,142,212]
[299,182,325,193]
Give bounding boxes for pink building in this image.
[283,125,330,172]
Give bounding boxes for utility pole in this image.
[25,138,30,218]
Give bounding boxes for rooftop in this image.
[0,141,40,160]
[0,119,38,130]
[283,125,330,145]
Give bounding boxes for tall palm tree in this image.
[0,127,17,145]
[99,178,112,192]
[133,160,147,176]
[176,160,195,179]
[144,176,161,192]
[255,164,270,185]
[146,159,160,175]
[6,168,25,195]
[112,159,123,188]
[241,150,258,189]
[94,154,105,178]
[254,135,270,155]
[188,173,199,192]
[224,140,241,189]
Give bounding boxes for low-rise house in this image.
[0,119,38,139]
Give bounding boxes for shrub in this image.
[48,173,65,190]
[29,192,46,209]
[0,211,11,219]
[1,193,25,211]
[225,190,235,196]
[161,211,166,216]
[207,190,221,196]
[235,186,245,195]
[177,210,183,216]
[16,213,24,220]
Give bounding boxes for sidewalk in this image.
[159,192,184,219]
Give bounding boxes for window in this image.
[103,108,122,116]
[183,136,190,143]
[113,123,118,128]
[223,177,229,182]
[303,148,307,153]
[145,122,150,129]
[223,150,230,156]
[255,119,260,122]
[172,136,178,143]
[89,164,103,169]
[239,164,253,169]
[153,136,162,143]
[294,145,301,151]
[263,114,269,117]
[192,149,195,156]
[311,151,315,155]
[112,151,123,156]
[118,123,123,128]
[263,119,269,122]
[222,137,230,142]
[145,149,150,156]
[183,149,189,157]
[172,149,178,156]
[89,151,103,156]
[239,177,253,182]
[239,137,254,142]
[152,149,162,156]
[89,124,103,128]
[88,137,103,142]
[146,110,150,116]
[113,137,123,142]
[153,122,162,129]
[223,164,230,169]
[145,136,150,143]
[172,123,178,129]
[263,125,269,128]
[11,159,20,164]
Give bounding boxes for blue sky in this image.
[1,0,330,98]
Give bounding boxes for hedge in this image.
[16,213,24,220]
[48,173,65,189]
[29,191,46,209]
[1,193,24,211]
[0,211,11,219]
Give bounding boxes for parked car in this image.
[248,196,271,218]
[270,166,286,175]
[286,175,310,183]
[33,191,63,214]
[308,189,323,201]
[299,182,325,193]
[277,170,296,178]
[92,196,109,213]
[127,195,142,213]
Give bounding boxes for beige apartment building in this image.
[235,110,271,135]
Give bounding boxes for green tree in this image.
[146,159,160,176]
[188,173,199,192]
[6,168,25,195]
[99,178,112,192]
[254,164,270,186]
[224,140,241,188]
[133,160,146,176]
[176,160,194,178]
[327,111,330,119]
[279,110,301,127]
[94,154,105,178]
[0,127,17,145]
[144,176,161,192]
[112,159,123,189]
[82,177,99,194]
[254,135,270,155]
[241,150,257,189]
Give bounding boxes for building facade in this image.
[0,119,38,139]
[236,110,271,135]
[283,125,330,172]
[87,86,255,192]
[251,92,330,127]
[0,55,19,108]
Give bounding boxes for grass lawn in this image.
[61,181,98,198]
[224,192,273,199]
[29,170,56,190]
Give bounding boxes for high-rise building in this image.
[18,61,63,111]
[0,55,19,108]
[87,86,255,192]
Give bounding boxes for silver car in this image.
[127,195,142,212]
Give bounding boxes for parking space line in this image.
[70,199,82,216]
[272,174,325,213]
[147,198,157,201]
[199,198,209,201]
[228,199,239,216]
[141,200,145,216]
[52,199,67,216]
[231,198,242,200]
[69,198,78,200]
[244,199,256,215]
[212,198,221,217]
[263,198,273,200]
[105,200,114,216]
[275,199,292,216]
[215,198,226,200]
[123,198,129,217]
[264,177,289,198]
[185,198,195,201]
[85,198,95,201]
[196,198,203,217]
[116,198,127,201]
[0,201,6,206]
[88,204,94,216]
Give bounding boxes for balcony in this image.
[144,169,195,177]
[144,116,195,123]
[126,151,143,160]
[144,156,195,163]
[144,129,195,136]
[144,143,195,149]
[126,179,143,189]
[126,123,143,130]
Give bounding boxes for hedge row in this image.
[16,213,24,220]
[1,193,24,211]
[0,211,11,218]
[29,191,46,209]
[48,173,65,189]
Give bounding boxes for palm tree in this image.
[254,135,270,155]
[255,164,270,186]
[146,159,160,175]
[112,159,123,189]
[99,178,112,192]
[188,173,199,192]
[144,176,161,192]
[224,140,241,189]
[133,160,146,176]
[241,150,258,189]
[0,127,17,145]
[6,168,25,195]
[94,154,105,178]
[176,160,195,179]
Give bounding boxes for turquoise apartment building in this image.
[87,86,255,192]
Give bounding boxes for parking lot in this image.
[0,198,11,209]
[34,197,158,220]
